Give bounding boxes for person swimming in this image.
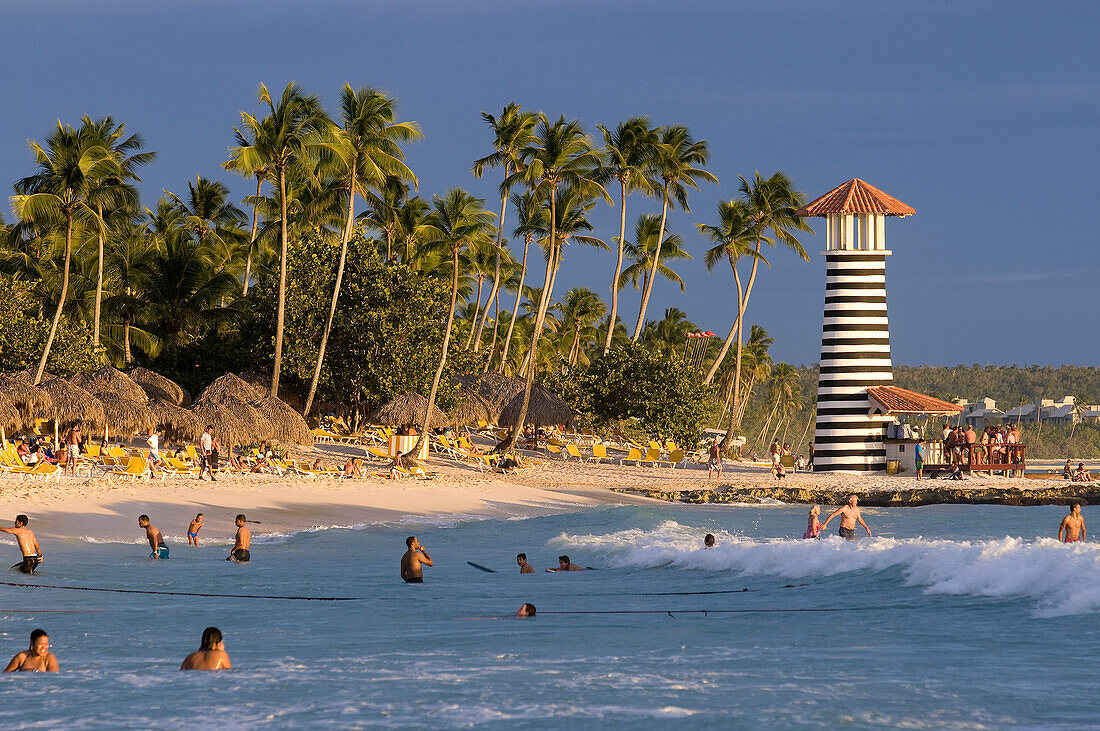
[138,515,169,559]
[179,627,232,671]
[1,515,42,574]
[545,555,587,572]
[517,603,536,617]
[187,513,204,546]
[704,534,716,548]
[226,514,250,562]
[4,629,58,673]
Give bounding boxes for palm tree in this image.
[471,103,538,355]
[302,85,421,416]
[227,82,328,400]
[631,124,717,342]
[597,117,658,354]
[12,122,115,384]
[499,190,540,373]
[80,115,154,347]
[168,176,247,273]
[557,287,606,366]
[223,115,274,296]
[101,218,160,364]
[497,116,607,451]
[618,213,692,298]
[731,325,774,427]
[359,176,408,262]
[413,189,495,455]
[462,240,500,349]
[642,307,697,359]
[394,195,431,264]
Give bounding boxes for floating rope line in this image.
[636,583,809,596]
[0,581,358,601]
[0,609,105,613]
[538,607,888,616]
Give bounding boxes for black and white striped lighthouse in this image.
[796,179,916,473]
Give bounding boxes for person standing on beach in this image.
[516,553,535,573]
[187,513,204,546]
[180,627,232,670]
[64,421,82,476]
[820,495,872,540]
[138,515,169,559]
[198,425,218,481]
[1058,502,1086,543]
[708,439,723,481]
[401,536,432,583]
[4,629,59,673]
[915,441,925,481]
[227,514,250,562]
[0,515,42,574]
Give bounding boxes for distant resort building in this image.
[955,396,1100,426]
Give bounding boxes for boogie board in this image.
[467,561,497,573]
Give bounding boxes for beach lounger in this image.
[547,443,563,458]
[110,456,156,482]
[779,455,797,472]
[619,447,643,465]
[165,456,197,476]
[590,444,608,464]
[666,449,684,468]
[565,444,584,461]
[641,448,670,468]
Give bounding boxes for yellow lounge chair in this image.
[666,449,684,468]
[591,444,608,464]
[619,447,643,465]
[110,456,155,482]
[641,448,667,468]
[547,443,563,458]
[565,444,584,461]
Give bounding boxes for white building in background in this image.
[997,396,1080,425]
[954,398,1003,426]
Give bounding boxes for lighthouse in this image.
[796,179,916,473]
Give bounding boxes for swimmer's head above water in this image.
[517,603,536,617]
[704,534,716,548]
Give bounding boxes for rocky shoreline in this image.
[613,482,1100,507]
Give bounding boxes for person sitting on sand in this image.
[0,515,42,574]
[400,536,432,583]
[803,506,822,539]
[546,555,587,572]
[516,603,536,617]
[187,513,204,546]
[517,553,535,573]
[771,462,786,480]
[1072,464,1093,482]
[4,629,58,673]
[948,463,964,480]
[1058,502,1086,543]
[1064,459,1073,479]
[180,627,231,671]
[704,533,716,548]
[820,495,872,540]
[138,515,169,559]
[227,514,251,563]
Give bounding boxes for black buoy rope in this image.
[538,607,887,616]
[0,580,358,601]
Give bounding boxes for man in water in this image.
[187,513,204,546]
[180,627,231,671]
[704,534,716,548]
[516,603,536,617]
[708,438,722,482]
[400,536,432,583]
[546,555,587,572]
[138,515,169,559]
[3,629,59,673]
[226,514,250,562]
[820,495,872,540]
[516,553,535,573]
[1059,502,1086,543]
[0,515,42,574]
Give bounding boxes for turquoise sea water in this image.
[1,503,1098,728]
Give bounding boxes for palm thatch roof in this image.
[92,392,157,437]
[196,373,262,404]
[458,371,528,413]
[148,399,202,442]
[0,372,52,423]
[37,378,106,432]
[238,369,304,411]
[70,366,148,403]
[449,387,497,427]
[368,391,447,428]
[195,394,272,442]
[249,396,311,446]
[498,384,574,428]
[0,392,23,433]
[128,367,191,406]
[189,399,251,447]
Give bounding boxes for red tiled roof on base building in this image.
[796,179,915,218]
[867,386,962,416]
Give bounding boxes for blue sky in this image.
[2,0,1097,366]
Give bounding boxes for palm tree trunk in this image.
[604,179,628,354]
[631,184,669,342]
[413,249,460,457]
[705,256,745,384]
[94,204,104,345]
[270,166,289,399]
[35,213,74,385]
[242,177,261,296]
[500,234,530,373]
[303,167,356,417]
[465,278,484,349]
[720,244,763,450]
[475,180,509,352]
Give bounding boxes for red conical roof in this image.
[796,178,915,218]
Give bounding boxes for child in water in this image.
[803,505,821,539]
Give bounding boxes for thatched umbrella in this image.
[196,373,262,404]
[38,378,106,433]
[460,371,528,413]
[0,392,22,444]
[128,367,191,406]
[249,396,311,446]
[0,372,53,425]
[148,399,202,443]
[449,387,497,427]
[498,384,574,429]
[189,399,251,448]
[238,369,303,411]
[91,392,157,439]
[368,391,447,428]
[71,366,148,403]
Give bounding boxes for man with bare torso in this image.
[401,536,432,583]
[1059,502,1086,543]
[64,421,82,476]
[546,555,587,572]
[227,514,251,562]
[0,515,42,574]
[820,495,872,540]
[516,553,535,573]
[138,515,169,559]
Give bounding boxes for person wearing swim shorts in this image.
[708,438,722,482]
[187,513,204,546]
[1059,502,1086,543]
[138,515,169,559]
[0,515,42,574]
[820,495,872,541]
[401,536,432,583]
[64,421,82,476]
[4,629,58,673]
[226,514,250,562]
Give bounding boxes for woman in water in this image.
[803,505,822,539]
[180,627,232,671]
[4,629,59,672]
